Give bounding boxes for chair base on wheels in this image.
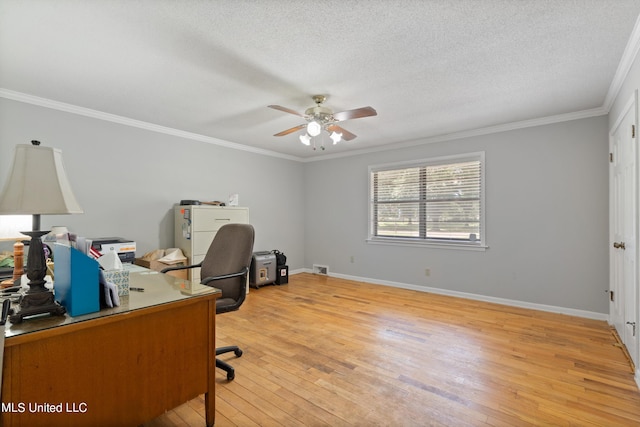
[216,345,243,381]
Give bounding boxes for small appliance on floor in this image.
[249,251,276,288]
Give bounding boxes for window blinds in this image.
[371,157,482,242]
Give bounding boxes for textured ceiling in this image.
[1,0,639,160]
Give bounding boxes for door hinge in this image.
[632,124,635,138]
[614,241,626,250]
[609,152,613,163]
[610,290,614,301]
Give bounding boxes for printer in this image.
[89,237,136,263]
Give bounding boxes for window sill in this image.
[366,237,488,251]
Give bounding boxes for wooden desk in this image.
[1,270,220,427]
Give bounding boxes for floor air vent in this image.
[312,264,329,275]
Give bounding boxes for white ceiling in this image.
[1,1,639,161]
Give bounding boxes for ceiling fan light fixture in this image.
[269,95,377,150]
[330,131,342,144]
[299,133,311,146]
[307,121,322,137]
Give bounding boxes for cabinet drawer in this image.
[193,231,216,255]
[192,208,249,232]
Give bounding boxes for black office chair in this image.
[162,223,255,381]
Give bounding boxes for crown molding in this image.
[302,107,607,162]
[0,88,613,165]
[603,14,640,112]
[4,19,639,164]
[0,88,303,162]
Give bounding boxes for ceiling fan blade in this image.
[268,104,305,117]
[332,106,377,122]
[327,124,357,141]
[274,124,307,137]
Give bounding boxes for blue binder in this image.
[53,244,100,316]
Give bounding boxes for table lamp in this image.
[0,140,83,322]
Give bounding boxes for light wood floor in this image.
[145,273,640,426]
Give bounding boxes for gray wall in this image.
[0,96,618,316]
[0,98,306,269]
[304,116,610,314]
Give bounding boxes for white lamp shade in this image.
[299,134,311,146]
[330,131,342,144]
[0,144,83,215]
[307,121,322,137]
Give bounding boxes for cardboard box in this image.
[134,258,189,280]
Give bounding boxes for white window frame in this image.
[367,152,487,251]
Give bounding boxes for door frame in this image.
[609,90,640,386]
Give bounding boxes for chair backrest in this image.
[200,223,255,313]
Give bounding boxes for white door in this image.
[610,130,625,336]
[610,92,638,367]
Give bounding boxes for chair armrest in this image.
[160,262,202,273]
[200,267,249,286]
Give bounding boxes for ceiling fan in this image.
[268,95,377,150]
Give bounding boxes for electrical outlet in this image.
[425,268,431,277]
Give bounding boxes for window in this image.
[369,152,485,248]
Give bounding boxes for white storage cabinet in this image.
[174,205,250,282]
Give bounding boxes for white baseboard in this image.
[289,268,310,276]
[290,268,608,321]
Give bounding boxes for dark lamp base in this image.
[10,290,66,323]
[10,230,66,323]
